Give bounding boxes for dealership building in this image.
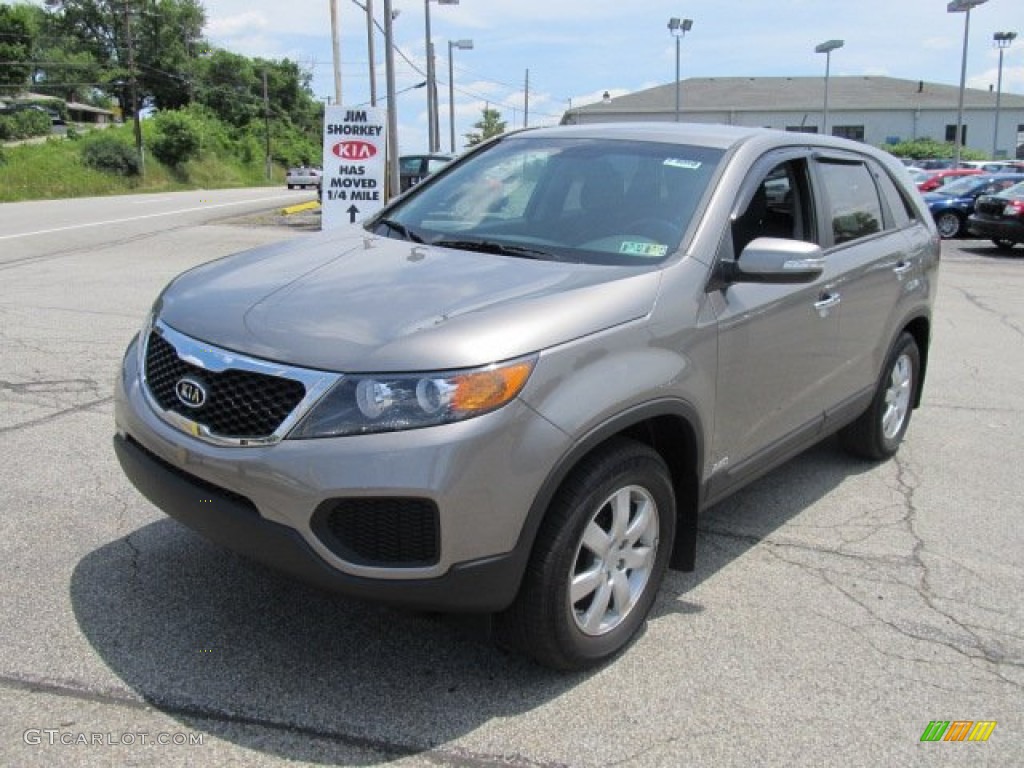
[562,76,1024,159]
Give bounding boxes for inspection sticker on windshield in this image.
[664,158,702,170]
[620,241,669,257]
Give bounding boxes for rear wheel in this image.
[992,238,1016,250]
[496,438,675,670]
[841,333,920,460]
[935,211,962,239]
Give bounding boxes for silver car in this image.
[114,123,939,670]
[285,166,322,189]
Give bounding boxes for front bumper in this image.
[113,433,526,610]
[114,334,569,611]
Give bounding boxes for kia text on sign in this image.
[321,106,387,230]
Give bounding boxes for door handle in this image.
[893,261,914,277]
[814,293,841,317]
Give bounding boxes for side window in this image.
[873,167,920,229]
[731,160,813,258]
[426,158,450,174]
[399,156,422,175]
[816,160,884,245]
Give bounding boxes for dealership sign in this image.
[321,106,387,231]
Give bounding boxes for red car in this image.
[915,168,982,193]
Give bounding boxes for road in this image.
[0,195,1021,767]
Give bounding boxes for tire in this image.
[934,211,962,239]
[992,239,1016,251]
[840,332,920,460]
[287,184,295,189]
[496,438,675,670]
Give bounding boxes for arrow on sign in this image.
[346,205,360,224]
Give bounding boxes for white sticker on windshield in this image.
[664,158,702,170]
[620,241,669,258]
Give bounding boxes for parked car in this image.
[915,168,983,193]
[114,124,939,670]
[286,166,322,189]
[958,160,1024,173]
[399,153,454,192]
[922,173,1024,238]
[917,158,956,170]
[967,180,1024,250]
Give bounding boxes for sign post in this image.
[321,106,388,231]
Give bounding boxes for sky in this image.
[68,1,1024,154]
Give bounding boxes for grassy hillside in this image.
[0,122,289,202]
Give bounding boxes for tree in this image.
[36,0,205,112]
[464,107,506,147]
[0,4,36,95]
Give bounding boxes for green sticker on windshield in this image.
[620,241,669,257]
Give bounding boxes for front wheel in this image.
[496,438,675,670]
[840,333,920,460]
[992,239,1016,251]
[934,211,962,239]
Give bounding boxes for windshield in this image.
[936,177,988,197]
[369,136,724,265]
[995,181,1024,199]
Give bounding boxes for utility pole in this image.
[124,1,143,173]
[263,70,271,180]
[330,0,343,106]
[523,69,529,128]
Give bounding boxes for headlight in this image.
[288,356,537,438]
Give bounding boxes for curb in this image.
[281,201,321,215]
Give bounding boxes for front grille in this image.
[312,498,440,567]
[145,331,306,439]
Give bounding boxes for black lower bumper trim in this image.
[113,434,525,612]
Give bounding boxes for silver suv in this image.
[114,124,939,670]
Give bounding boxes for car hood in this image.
[156,229,662,372]
[924,192,968,206]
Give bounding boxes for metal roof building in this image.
[563,76,1024,159]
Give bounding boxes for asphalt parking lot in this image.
[0,198,1021,767]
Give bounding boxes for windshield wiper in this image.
[377,218,424,243]
[431,238,555,260]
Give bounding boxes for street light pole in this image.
[992,31,1016,159]
[425,0,459,153]
[948,0,988,167]
[366,0,377,106]
[667,17,693,122]
[814,39,844,136]
[448,39,473,153]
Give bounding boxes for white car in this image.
[286,167,322,189]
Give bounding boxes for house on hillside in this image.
[0,91,116,127]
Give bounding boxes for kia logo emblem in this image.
[175,377,207,409]
[331,140,376,160]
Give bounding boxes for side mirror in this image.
[722,237,825,284]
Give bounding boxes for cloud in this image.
[206,11,269,37]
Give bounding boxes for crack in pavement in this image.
[693,456,1022,689]
[0,395,113,435]
[950,286,1024,340]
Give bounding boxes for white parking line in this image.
[0,195,294,241]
